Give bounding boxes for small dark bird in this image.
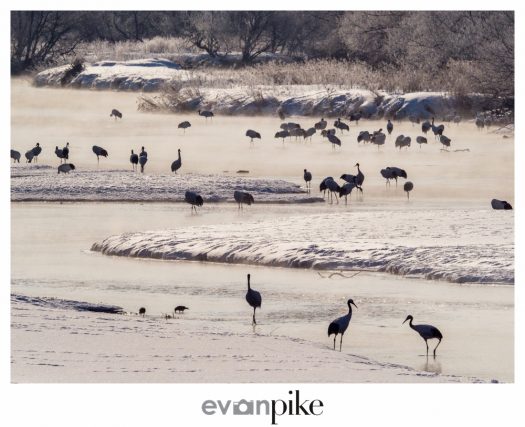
[314,118,327,130]
[327,133,341,149]
[319,176,334,198]
[328,299,357,351]
[198,109,214,119]
[130,150,139,171]
[339,182,362,204]
[139,307,146,317]
[386,119,394,135]
[110,109,122,119]
[31,143,42,162]
[491,199,513,210]
[55,146,66,163]
[185,190,204,212]
[275,130,290,142]
[178,121,191,133]
[404,181,414,199]
[92,145,108,164]
[11,149,21,163]
[174,306,189,314]
[246,129,261,142]
[25,149,35,163]
[171,149,182,173]
[421,120,431,134]
[58,163,75,174]
[439,135,451,149]
[403,315,443,357]
[245,273,262,325]
[139,147,148,173]
[416,136,427,147]
[303,169,312,191]
[357,131,371,143]
[370,129,386,148]
[62,142,70,161]
[334,118,349,133]
[349,112,362,124]
[303,127,316,140]
[234,190,254,209]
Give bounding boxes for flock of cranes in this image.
[11,107,509,211]
[136,273,444,357]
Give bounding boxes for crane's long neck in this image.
[178,151,181,161]
[408,318,416,330]
[247,276,251,290]
[347,303,353,316]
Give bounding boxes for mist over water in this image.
[12,79,513,203]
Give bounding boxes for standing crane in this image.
[303,169,312,191]
[245,273,262,325]
[92,145,108,165]
[403,315,443,357]
[171,149,182,173]
[130,150,138,171]
[328,299,358,351]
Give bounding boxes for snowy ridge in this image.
[34,59,473,118]
[11,168,321,203]
[92,209,514,285]
[12,294,124,314]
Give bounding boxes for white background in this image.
[1,1,522,426]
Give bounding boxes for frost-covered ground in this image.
[92,208,513,285]
[10,293,489,383]
[11,166,319,203]
[34,58,479,118]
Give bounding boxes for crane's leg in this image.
[252,307,257,325]
[425,339,429,356]
[333,335,336,350]
[433,338,442,357]
[340,334,343,352]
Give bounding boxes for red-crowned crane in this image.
[110,109,122,120]
[416,136,427,148]
[303,169,312,191]
[386,119,394,135]
[198,109,214,120]
[130,150,138,171]
[58,163,75,174]
[328,299,358,351]
[171,149,182,173]
[339,182,362,204]
[245,273,262,325]
[234,190,254,209]
[11,149,21,163]
[178,121,191,133]
[334,118,349,134]
[92,145,108,165]
[404,181,414,199]
[246,129,261,142]
[139,146,148,173]
[403,315,443,357]
[185,190,203,212]
[31,143,42,163]
[314,118,327,130]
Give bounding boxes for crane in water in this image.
[403,315,443,357]
[245,274,262,325]
[328,299,357,351]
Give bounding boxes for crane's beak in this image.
[351,302,358,309]
[402,318,408,324]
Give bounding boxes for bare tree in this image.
[11,11,81,73]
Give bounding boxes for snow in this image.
[11,293,487,383]
[34,58,185,91]
[35,58,469,118]
[11,167,322,203]
[92,208,513,285]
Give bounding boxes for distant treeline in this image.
[11,11,513,98]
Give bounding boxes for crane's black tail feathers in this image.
[328,322,339,337]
